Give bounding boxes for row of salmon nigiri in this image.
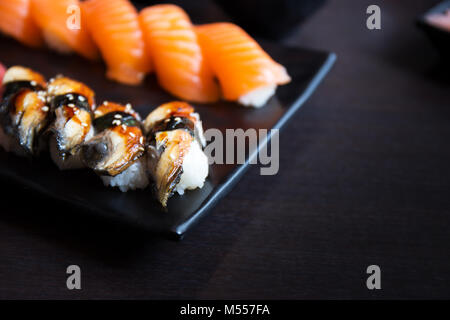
[0,0,291,107]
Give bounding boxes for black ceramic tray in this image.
[417,1,450,57]
[0,35,335,239]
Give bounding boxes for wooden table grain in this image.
[1,0,450,299]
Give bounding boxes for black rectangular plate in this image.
[417,1,450,58]
[0,35,335,239]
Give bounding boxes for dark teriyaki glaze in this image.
[2,80,43,99]
[50,93,91,112]
[0,80,43,115]
[0,81,43,133]
[148,116,195,138]
[93,111,141,133]
[145,116,196,163]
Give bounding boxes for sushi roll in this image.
[0,66,49,155]
[46,76,96,169]
[81,101,148,192]
[0,0,43,48]
[30,0,99,60]
[143,101,208,207]
[139,4,220,103]
[83,0,151,85]
[196,23,291,107]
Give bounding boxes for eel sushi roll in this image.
[81,101,148,192]
[0,66,49,155]
[47,76,96,169]
[143,101,209,207]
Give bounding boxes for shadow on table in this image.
[0,177,160,265]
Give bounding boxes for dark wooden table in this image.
[1,0,450,299]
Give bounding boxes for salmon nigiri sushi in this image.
[0,0,43,48]
[139,4,219,103]
[83,0,151,85]
[30,0,98,60]
[196,23,291,107]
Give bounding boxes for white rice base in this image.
[175,140,209,195]
[238,84,276,108]
[101,159,149,192]
[49,127,94,170]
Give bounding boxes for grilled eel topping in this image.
[0,66,48,155]
[47,76,95,158]
[82,102,145,176]
[144,101,205,207]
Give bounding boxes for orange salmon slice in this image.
[140,4,219,103]
[83,0,152,85]
[31,0,98,60]
[0,0,43,48]
[196,22,290,102]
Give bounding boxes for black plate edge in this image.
[0,51,336,241]
[172,52,337,240]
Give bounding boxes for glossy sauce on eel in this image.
[47,76,96,169]
[144,101,209,207]
[82,101,149,192]
[0,66,49,155]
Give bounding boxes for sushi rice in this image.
[174,139,208,195]
[238,84,277,108]
[101,159,149,192]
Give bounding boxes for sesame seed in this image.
[68,103,75,108]
[41,106,49,112]
[81,123,88,127]
[112,120,121,126]
[78,96,86,101]
[138,147,145,152]
[174,117,181,121]
[114,114,122,119]
[121,124,127,130]
[139,137,144,144]
[30,81,37,86]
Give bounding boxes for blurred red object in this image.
[0,63,5,96]
[427,10,450,31]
